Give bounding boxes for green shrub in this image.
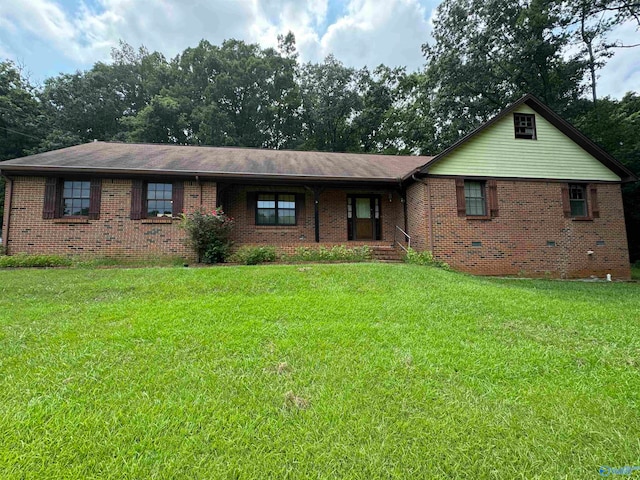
[180,208,235,263]
[403,248,450,270]
[230,246,278,265]
[290,245,373,262]
[0,253,72,268]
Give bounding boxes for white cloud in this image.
[318,0,431,70]
[0,0,636,98]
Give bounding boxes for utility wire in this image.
[0,124,43,142]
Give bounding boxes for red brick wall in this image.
[5,176,216,261]
[5,175,631,279]
[225,185,405,248]
[405,181,429,251]
[425,177,631,279]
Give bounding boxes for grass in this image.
[0,264,639,479]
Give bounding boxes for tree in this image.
[150,38,302,148]
[422,0,586,147]
[0,60,47,227]
[298,56,361,152]
[571,93,640,260]
[352,66,408,153]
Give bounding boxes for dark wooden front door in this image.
[347,195,381,240]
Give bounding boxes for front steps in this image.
[371,245,404,262]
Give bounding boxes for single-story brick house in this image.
[1,94,636,278]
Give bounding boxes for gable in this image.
[428,105,621,181]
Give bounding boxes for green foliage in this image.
[290,245,372,262]
[229,246,278,265]
[0,264,639,478]
[422,0,585,150]
[0,253,72,268]
[180,208,235,263]
[403,247,450,270]
[571,93,640,260]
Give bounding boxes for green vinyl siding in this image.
[428,105,621,181]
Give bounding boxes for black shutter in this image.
[43,177,59,219]
[295,192,305,224]
[88,178,102,220]
[487,179,498,217]
[246,192,256,212]
[172,181,184,217]
[130,179,144,220]
[590,185,599,218]
[561,185,571,218]
[455,179,466,217]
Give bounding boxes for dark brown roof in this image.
[420,94,637,183]
[0,142,430,184]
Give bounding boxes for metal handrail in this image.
[394,225,411,253]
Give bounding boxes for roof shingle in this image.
[0,142,431,183]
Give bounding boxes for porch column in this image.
[313,187,320,243]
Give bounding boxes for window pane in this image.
[161,201,172,214]
[278,194,295,209]
[570,200,586,217]
[257,208,276,224]
[465,181,486,216]
[569,185,585,200]
[279,209,295,225]
[257,194,275,209]
[147,184,173,215]
[356,198,371,218]
[62,180,90,216]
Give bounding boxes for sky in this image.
[0,0,638,98]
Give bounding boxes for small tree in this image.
[181,208,235,263]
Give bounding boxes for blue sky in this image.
[0,0,637,98]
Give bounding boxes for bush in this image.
[403,248,450,270]
[181,208,235,263]
[229,246,278,265]
[0,253,72,268]
[289,245,373,262]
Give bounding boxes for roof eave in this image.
[0,164,407,185]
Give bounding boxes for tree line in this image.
[1,0,639,259]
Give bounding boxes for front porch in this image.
[218,183,408,250]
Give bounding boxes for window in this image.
[456,179,498,218]
[147,183,173,217]
[464,181,486,216]
[43,178,101,220]
[256,193,296,225]
[569,184,587,217]
[130,180,183,220]
[62,181,91,216]
[514,113,536,140]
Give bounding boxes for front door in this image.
[347,195,381,240]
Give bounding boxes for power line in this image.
[0,125,43,142]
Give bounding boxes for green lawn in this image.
[1,264,639,479]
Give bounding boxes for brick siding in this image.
[3,175,631,278]
[3,177,216,261]
[407,177,631,279]
[224,185,405,249]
